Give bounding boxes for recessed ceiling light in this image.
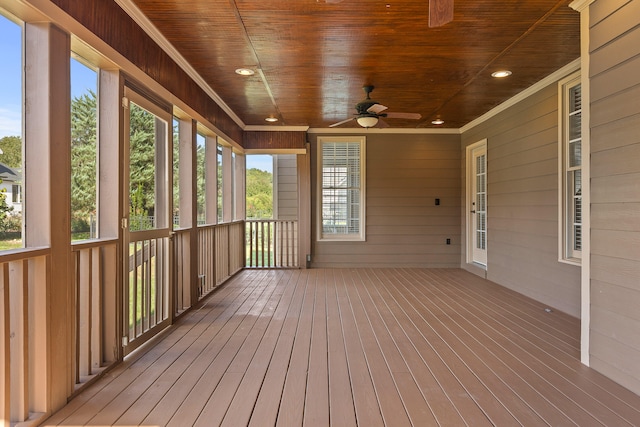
[235,68,255,76]
[265,117,278,122]
[432,118,445,125]
[491,70,512,78]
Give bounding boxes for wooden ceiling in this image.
[129,0,580,129]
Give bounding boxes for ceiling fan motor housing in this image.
[356,85,378,116]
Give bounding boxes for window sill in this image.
[558,257,581,266]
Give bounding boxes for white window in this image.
[559,73,582,263]
[11,184,21,204]
[317,136,365,241]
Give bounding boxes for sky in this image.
[246,155,272,173]
[0,15,22,139]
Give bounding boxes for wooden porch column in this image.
[297,148,311,268]
[205,135,217,225]
[24,22,72,412]
[221,145,233,223]
[179,119,199,306]
[234,153,246,221]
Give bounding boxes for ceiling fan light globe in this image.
[356,116,379,128]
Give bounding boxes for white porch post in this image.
[24,21,72,413]
[569,0,593,367]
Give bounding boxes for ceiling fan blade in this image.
[328,117,355,128]
[384,112,422,120]
[376,119,390,128]
[367,103,388,114]
[429,0,453,28]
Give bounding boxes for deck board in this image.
[42,268,640,427]
[325,270,357,427]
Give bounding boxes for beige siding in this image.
[588,0,640,395]
[462,83,581,317]
[274,155,298,220]
[309,134,461,268]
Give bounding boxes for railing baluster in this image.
[9,260,28,422]
[267,221,272,267]
[284,221,288,266]
[78,249,91,379]
[90,246,101,373]
[259,222,264,268]
[0,263,8,424]
[132,241,138,339]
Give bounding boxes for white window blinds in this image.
[319,138,365,240]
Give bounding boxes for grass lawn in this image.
[0,232,92,252]
[0,239,23,251]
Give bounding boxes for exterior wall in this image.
[588,0,640,395]
[274,154,298,220]
[309,133,461,268]
[0,181,21,213]
[462,82,581,317]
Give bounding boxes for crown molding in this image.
[570,0,595,12]
[244,148,307,154]
[306,127,460,135]
[244,125,310,132]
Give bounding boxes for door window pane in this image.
[129,102,168,231]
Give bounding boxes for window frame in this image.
[316,136,366,242]
[558,71,582,264]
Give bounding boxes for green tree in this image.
[0,179,14,231]
[172,120,180,224]
[196,141,206,222]
[0,136,22,233]
[0,136,22,168]
[71,90,97,221]
[128,103,157,217]
[246,168,272,219]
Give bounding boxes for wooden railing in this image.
[246,220,298,268]
[1,220,247,423]
[1,248,50,425]
[197,221,244,299]
[71,238,118,390]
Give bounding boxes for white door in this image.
[468,142,487,266]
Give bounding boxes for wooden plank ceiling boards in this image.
[130,0,580,129]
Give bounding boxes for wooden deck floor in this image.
[43,268,640,426]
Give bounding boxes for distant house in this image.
[0,161,22,213]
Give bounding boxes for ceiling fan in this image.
[329,85,422,128]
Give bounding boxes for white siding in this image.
[274,154,298,220]
[588,0,640,395]
[310,133,461,268]
[462,83,581,317]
